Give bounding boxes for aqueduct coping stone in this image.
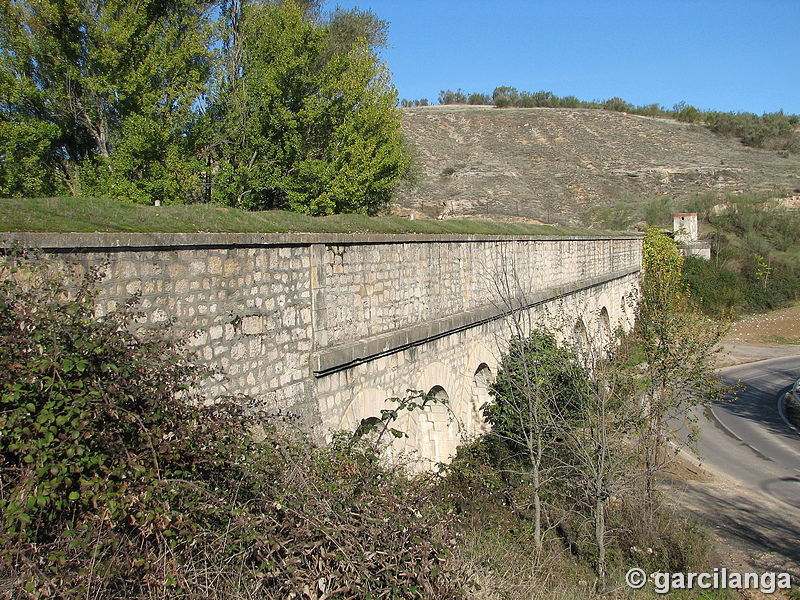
[0,231,639,249]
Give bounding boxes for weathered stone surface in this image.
[1,232,641,467]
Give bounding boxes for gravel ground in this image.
[717,303,800,368]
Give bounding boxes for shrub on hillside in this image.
[438,88,468,105]
[601,97,633,113]
[492,86,519,108]
[705,110,800,152]
[680,194,800,314]
[467,92,492,105]
[674,102,703,123]
[681,256,744,316]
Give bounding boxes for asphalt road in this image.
[676,354,800,578]
[696,356,800,509]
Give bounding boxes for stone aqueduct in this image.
[3,232,642,468]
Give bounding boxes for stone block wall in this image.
[1,232,642,440]
[2,234,318,420]
[313,237,640,348]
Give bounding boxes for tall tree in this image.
[209,0,408,214]
[635,229,729,509]
[0,0,213,201]
[485,329,591,553]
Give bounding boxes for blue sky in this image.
[322,0,800,115]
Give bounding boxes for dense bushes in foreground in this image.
[0,251,739,599]
[0,252,458,598]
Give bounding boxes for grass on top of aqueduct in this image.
[0,196,604,236]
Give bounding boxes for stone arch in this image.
[455,339,497,438]
[414,385,453,467]
[467,363,493,438]
[598,306,612,347]
[335,387,391,440]
[572,317,588,353]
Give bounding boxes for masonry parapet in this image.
[1,231,643,458]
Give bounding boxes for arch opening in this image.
[573,318,588,352]
[417,385,452,467]
[468,364,493,438]
[598,306,612,351]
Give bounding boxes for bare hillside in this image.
[394,105,800,226]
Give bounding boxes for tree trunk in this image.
[595,496,606,589]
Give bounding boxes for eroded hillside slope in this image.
[394,105,800,225]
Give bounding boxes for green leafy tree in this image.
[560,354,641,589]
[209,0,408,214]
[0,114,65,197]
[674,102,702,123]
[485,326,643,586]
[467,92,491,105]
[635,229,728,507]
[485,329,591,553]
[492,86,519,108]
[325,5,388,55]
[640,228,685,314]
[0,0,213,202]
[601,97,634,113]
[438,88,468,105]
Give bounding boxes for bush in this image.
[675,103,702,123]
[467,92,491,105]
[614,502,712,573]
[438,88,467,105]
[588,203,636,230]
[601,97,633,113]
[683,194,800,314]
[644,197,674,228]
[704,110,800,152]
[492,86,519,108]
[0,251,462,598]
[0,251,231,595]
[682,256,744,316]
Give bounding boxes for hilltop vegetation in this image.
[395,105,800,226]
[431,87,800,154]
